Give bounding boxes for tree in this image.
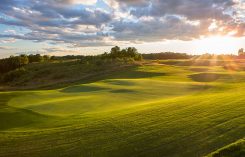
[20,54,29,65]
[124,47,142,61]
[28,54,44,63]
[110,46,121,58]
[79,46,142,65]
[36,54,44,62]
[43,55,50,61]
[238,48,244,56]
[0,56,22,73]
[108,46,142,61]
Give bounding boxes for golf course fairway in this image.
[0,64,244,157]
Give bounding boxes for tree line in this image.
[238,48,245,59]
[0,54,50,74]
[142,52,191,60]
[0,46,142,74]
[79,46,142,65]
[2,47,244,75]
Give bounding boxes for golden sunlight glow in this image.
[200,35,237,45]
[192,35,243,54]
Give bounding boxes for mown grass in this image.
[0,61,244,157]
[206,139,244,157]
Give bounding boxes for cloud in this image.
[105,0,149,9]
[111,15,209,42]
[108,0,244,39]
[0,0,113,46]
[129,0,235,20]
[41,47,84,56]
[0,0,244,49]
[53,0,97,5]
[0,38,16,44]
[0,46,15,50]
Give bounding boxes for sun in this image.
[202,35,236,46]
[193,35,242,54]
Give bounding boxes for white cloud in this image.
[4,30,16,35]
[0,46,15,50]
[70,0,97,5]
[56,0,97,5]
[0,38,16,44]
[0,0,244,48]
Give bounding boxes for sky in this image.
[0,0,244,58]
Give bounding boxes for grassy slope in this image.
[206,139,244,157]
[0,62,244,157]
[0,60,138,90]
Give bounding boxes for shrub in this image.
[3,67,27,82]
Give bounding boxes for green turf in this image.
[206,139,245,157]
[0,63,244,157]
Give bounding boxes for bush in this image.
[95,59,104,66]
[123,57,135,63]
[3,68,27,82]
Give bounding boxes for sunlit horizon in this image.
[0,37,244,58]
[0,0,244,57]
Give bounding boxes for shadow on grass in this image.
[190,68,210,72]
[61,85,108,93]
[160,60,193,66]
[108,70,166,79]
[110,89,137,93]
[189,73,227,82]
[31,66,166,90]
[75,66,166,85]
[103,80,135,86]
[0,93,49,130]
[0,107,50,130]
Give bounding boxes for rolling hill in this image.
[0,61,244,157]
